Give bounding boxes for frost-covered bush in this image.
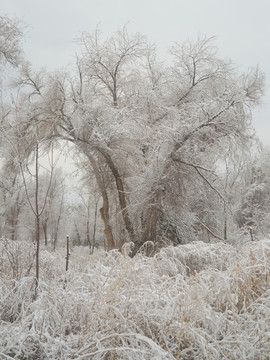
[155,241,237,276]
[1,239,270,359]
[0,237,35,280]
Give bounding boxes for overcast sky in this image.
[2,0,270,145]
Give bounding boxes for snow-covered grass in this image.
[1,238,270,359]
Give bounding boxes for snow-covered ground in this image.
[1,238,270,359]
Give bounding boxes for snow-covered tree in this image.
[11,30,265,253]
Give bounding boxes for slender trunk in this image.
[86,198,91,248]
[86,218,91,248]
[10,198,20,241]
[223,201,227,241]
[224,218,227,242]
[91,197,98,254]
[51,227,54,248]
[53,213,61,251]
[64,235,70,289]
[35,141,40,293]
[16,134,54,296]
[250,228,254,241]
[10,218,16,241]
[35,215,40,284]
[53,195,64,251]
[74,223,81,245]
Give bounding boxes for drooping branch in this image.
[175,159,224,201]
[173,101,236,154]
[200,222,224,242]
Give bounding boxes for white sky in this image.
[2,0,270,146]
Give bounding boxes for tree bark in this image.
[131,208,158,256]
[99,204,114,250]
[98,149,135,242]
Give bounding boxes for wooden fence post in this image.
[66,235,70,271]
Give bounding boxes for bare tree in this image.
[0,106,56,291]
[19,139,55,291]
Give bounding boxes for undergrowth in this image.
[0,237,270,359]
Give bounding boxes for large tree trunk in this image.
[131,208,159,256]
[98,149,135,243]
[99,203,114,250]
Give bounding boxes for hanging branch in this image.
[200,222,224,242]
[173,157,224,200]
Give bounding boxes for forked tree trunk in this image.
[98,150,135,242]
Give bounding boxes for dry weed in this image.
[0,239,270,359]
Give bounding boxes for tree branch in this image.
[200,222,224,242]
